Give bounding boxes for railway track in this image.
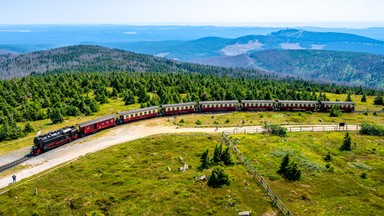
[0,156,31,173]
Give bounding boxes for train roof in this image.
[320,101,355,105]
[162,102,197,108]
[35,127,71,142]
[118,106,159,116]
[199,100,239,105]
[277,100,318,104]
[78,114,116,128]
[241,100,276,103]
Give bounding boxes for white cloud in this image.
[123,32,137,35]
[0,30,31,32]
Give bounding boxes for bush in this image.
[208,166,231,188]
[373,111,378,116]
[264,124,287,137]
[23,122,34,133]
[179,119,185,124]
[363,111,368,116]
[360,123,384,136]
[360,172,368,179]
[224,119,230,124]
[324,151,332,162]
[195,119,202,125]
[329,105,342,117]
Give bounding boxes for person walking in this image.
[12,174,16,183]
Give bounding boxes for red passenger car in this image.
[241,100,275,111]
[162,102,196,115]
[118,106,159,123]
[200,100,239,112]
[277,100,318,111]
[320,101,355,112]
[77,114,116,136]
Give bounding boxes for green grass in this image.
[0,134,275,215]
[229,132,384,215]
[169,111,383,128]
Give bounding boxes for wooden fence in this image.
[224,125,360,135]
[222,132,294,216]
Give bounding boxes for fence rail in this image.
[224,125,360,135]
[222,132,294,216]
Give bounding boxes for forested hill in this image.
[249,50,384,89]
[0,45,267,79]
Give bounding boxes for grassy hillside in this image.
[0,134,274,215]
[229,132,384,215]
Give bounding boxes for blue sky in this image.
[0,0,383,27]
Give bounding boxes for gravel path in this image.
[0,122,359,189]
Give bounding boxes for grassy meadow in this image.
[229,131,384,215]
[0,134,275,215]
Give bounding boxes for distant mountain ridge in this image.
[0,45,268,79]
[101,29,384,61]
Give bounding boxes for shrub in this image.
[329,105,342,117]
[224,119,230,124]
[360,123,384,136]
[324,151,332,162]
[23,122,34,133]
[373,111,378,116]
[374,95,383,105]
[195,119,202,125]
[264,124,287,137]
[363,111,368,116]
[179,119,185,124]
[208,166,231,188]
[360,172,368,179]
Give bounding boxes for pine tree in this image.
[200,149,210,169]
[212,144,221,164]
[324,151,332,162]
[286,162,301,182]
[361,94,367,102]
[49,108,64,124]
[340,132,352,151]
[208,166,231,188]
[123,90,136,105]
[222,147,234,166]
[277,153,301,182]
[277,154,290,176]
[346,93,353,102]
[374,95,383,105]
[23,122,34,133]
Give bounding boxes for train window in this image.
[87,126,90,130]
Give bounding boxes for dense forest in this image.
[249,50,384,88]
[0,71,383,141]
[0,45,268,79]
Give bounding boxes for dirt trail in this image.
[0,122,358,190]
